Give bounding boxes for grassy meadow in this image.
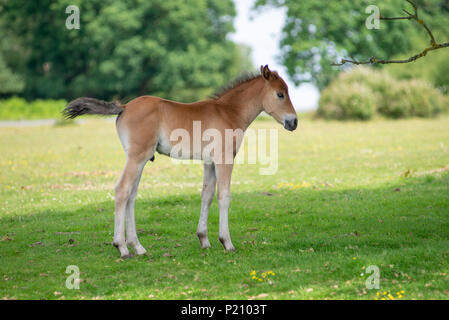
[0,116,449,300]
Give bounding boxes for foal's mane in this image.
[210,72,261,100]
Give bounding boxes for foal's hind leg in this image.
[113,156,146,258]
[215,163,235,251]
[197,163,216,249]
[125,160,147,255]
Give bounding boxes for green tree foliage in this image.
[0,27,25,96]
[0,54,24,96]
[388,46,449,94]
[0,0,252,102]
[255,0,449,90]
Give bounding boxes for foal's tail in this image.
[62,97,124,119]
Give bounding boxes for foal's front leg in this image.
[215,163,235,251]
[197,163,216,249]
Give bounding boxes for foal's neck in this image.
[217,77,264,131]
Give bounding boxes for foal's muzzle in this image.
[283,117,298,131]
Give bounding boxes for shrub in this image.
[376,81,413,119]
[317,67,448,120]
[0,97,67,120]
[407,80,446,117]
[318,82,376,120]
[377,79,445,119]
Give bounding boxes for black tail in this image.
[62,97,124,119]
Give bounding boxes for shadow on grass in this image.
[1,174,448,299]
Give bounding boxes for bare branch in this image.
[332,0,448,66]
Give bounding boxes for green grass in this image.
[1,117,449,300]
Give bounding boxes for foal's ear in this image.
[261,64,271,80]
[261,64,277,81]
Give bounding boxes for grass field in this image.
[1,116,449,300]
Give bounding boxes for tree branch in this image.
[332,0,448,66]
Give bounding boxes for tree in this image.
[0,0,252,102]
[0,20,25,96]
[332,1,449,66]
[0,54,24,96]
[255,0,449,89]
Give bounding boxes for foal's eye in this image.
[277,92,284,99]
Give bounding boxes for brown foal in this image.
[64,65,297,258]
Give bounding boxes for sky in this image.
[230,0,319,111]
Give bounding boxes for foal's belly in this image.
[156,132,204,161]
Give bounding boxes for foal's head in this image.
[259,65,298,131]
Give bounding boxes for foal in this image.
[64,65,298,258]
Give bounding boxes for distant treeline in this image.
[0,0,252,103]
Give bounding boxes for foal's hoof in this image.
[134,246,147,256]
[126,240,147,256]
[199,239,211,249]
[113,242,131,258]
[197,232,211,249]
[219,237,235,252]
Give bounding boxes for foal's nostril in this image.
[284,118,298,131]
[283,116,298,131]
[288,118,298,131]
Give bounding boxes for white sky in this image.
[230,0,319,111]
